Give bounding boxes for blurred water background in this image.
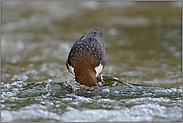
[1,1,182,122]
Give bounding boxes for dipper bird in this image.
[66,29,106,87]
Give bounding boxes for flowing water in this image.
[1,1,182,122]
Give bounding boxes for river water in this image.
[1,1,182,122]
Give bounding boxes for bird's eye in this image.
[93,31,96,35]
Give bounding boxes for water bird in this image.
[66,29,106,87]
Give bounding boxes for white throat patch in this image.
[94,64,103,77]
[67,64,75,76]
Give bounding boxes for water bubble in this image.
[48,79,52,83]
[114,91,119,94]
[110,28,118,35]
[98,82,103,87]
[82,2,100,10]
[102,88,110,92]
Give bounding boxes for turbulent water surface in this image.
[1,1,182,122]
